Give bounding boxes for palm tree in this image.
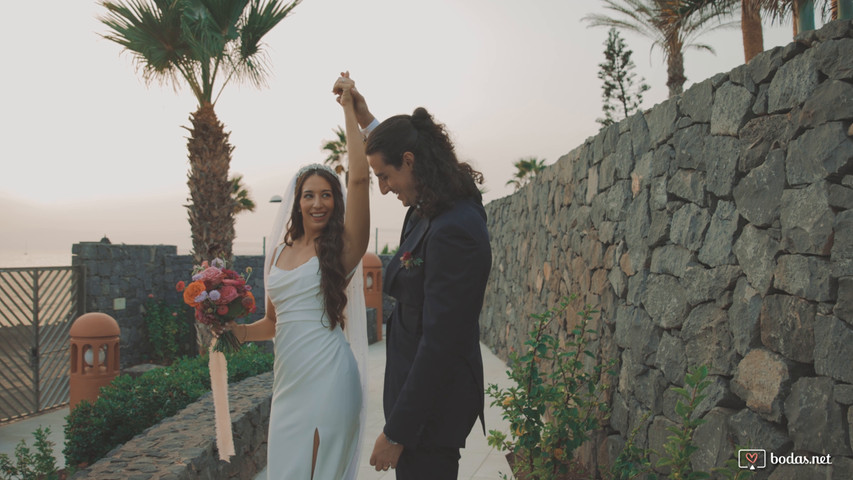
[99,0,301,264]
[682,0,853,63]
[676,0,765,62]
[230,174,256,214]
[506,157,547,192]
[321,126,348,176]
[684,0,846,62]
[584,0,738,98]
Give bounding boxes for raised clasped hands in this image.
[332,71,375,128]
[333,71,355,106]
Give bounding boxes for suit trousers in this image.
[396,446,461,480]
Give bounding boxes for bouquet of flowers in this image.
[176,258,256,354]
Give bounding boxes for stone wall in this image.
[480,20,853,478]
[70,372,272,479]
[72,242,267,367]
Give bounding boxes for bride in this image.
[219,73,370,479]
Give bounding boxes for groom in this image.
[334,76,491,479]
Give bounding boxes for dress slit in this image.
[311,428,320,480]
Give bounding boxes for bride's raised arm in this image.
[335,72,371,272]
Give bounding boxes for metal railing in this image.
[0,266,85,422]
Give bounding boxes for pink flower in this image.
[176,281,185,292]
[218,286,239,304]
[148,293,155,299]
[197,267,225,286]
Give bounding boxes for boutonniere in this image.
[400,251,423,270]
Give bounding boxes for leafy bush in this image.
[0,426,60,480]
[142,297,194,364]
[63,344,273,468]
[487,295,615,479]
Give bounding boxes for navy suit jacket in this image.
[382,197,492,449]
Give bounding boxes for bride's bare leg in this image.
[311,428,320,479]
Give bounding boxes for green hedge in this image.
[63,344,273,468]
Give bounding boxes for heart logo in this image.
[745,452,758,464]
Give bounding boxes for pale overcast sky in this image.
[1,0,802,266]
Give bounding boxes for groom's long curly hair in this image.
[366,107,484,218]
[284,168,348,330]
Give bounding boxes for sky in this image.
[0,0,808,267]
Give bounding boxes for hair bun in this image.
[411,107,432,124]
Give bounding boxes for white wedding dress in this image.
[266,245,362,479]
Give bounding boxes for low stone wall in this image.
[480,19,853,479]
[71,372,272,479]
[72,243,266,367]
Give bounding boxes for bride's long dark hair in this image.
[283,168,348,330]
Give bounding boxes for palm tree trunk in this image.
[186,102,236,264]
[793,0,800,36]
[742,0,765,63]
[666,46,686,98]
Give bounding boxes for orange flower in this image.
[242,291,257,313]
[183,281,207,307]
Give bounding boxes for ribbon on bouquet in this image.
[209,345,235,462]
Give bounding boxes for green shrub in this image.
[487,295,615,479]
[63,344,273,468]
[143,297,194,364]
[0,426,59,480]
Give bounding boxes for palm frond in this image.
[99,1,194,88]
[234,0,301,87]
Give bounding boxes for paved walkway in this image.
[1,338,515,479]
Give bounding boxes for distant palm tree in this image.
[584,0,737,98]
[676,0,764,62]
[230,174,256,214]
[506,157,547,192]
[99,0,301,264]
[681,0,843,62]
[759,0,840,34]
[321,126,348,176]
